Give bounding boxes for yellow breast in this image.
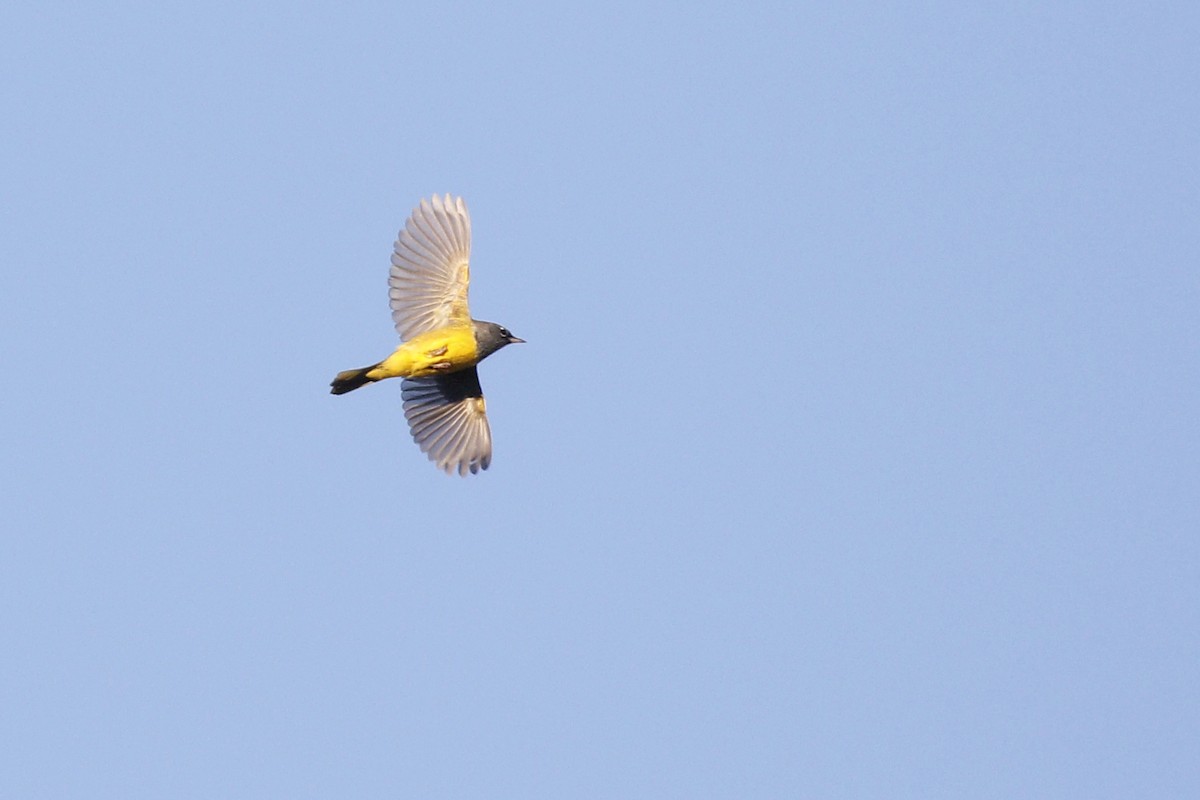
[372,327,480,380]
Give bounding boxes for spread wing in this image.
[401,368,492,475]
[389,194,473,340]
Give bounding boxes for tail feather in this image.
[330,364,379,395]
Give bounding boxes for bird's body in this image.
[377,326,481,379]
[331,195,522,475]
[332,325,482,390]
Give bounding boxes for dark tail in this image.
[330,364,380,395]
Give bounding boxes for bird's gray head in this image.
[472,320,525,360]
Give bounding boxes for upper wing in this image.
[388,194,472,340]
[401,368,492,476]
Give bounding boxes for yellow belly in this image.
[369,327,480,380]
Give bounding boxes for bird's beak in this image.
[508,336,526,344]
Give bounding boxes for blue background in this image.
[3,2,1197,797]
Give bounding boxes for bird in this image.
[330,194,523,475]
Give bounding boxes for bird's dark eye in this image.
[499,327,509,337]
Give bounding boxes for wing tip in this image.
[441,456,490,476]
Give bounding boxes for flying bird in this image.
[331,195,523,475]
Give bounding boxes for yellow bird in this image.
[331,194,524,475]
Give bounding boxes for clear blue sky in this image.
[3,2,1197,797]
